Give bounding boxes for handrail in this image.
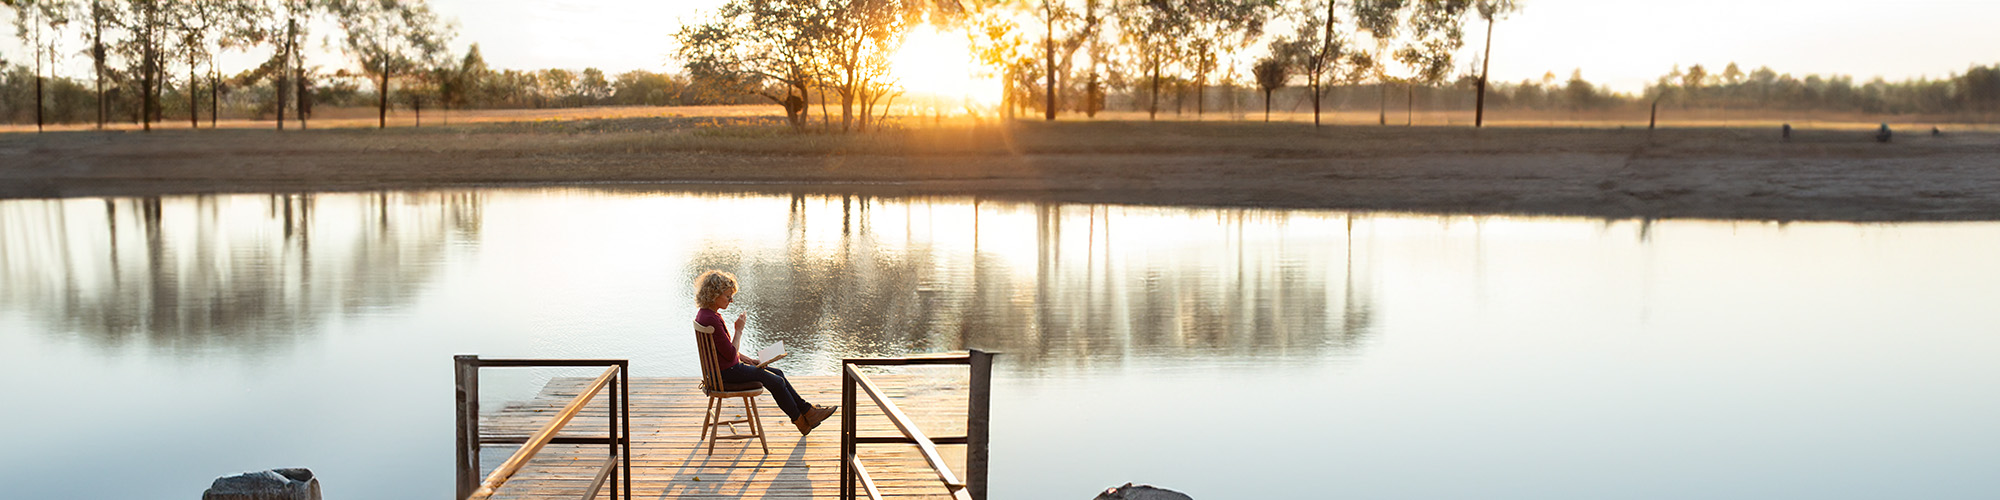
[579,452,622,500]
[846,364,965,490]
[848,455,885,500]
[455,355,631,500]
[841,349,994,500]
[846,352,973,366]
[472,365,619,499]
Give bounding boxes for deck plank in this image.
[478,375,969,500]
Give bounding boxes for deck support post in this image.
[967,350,993,500]
[454,355,481,500]
[621,361,632,500]
[841,367,859,500]
[608,368,620,500]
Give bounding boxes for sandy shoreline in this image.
[4,114,1998,221]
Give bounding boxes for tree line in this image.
[680,0,2000,130]
[1640,62,2000,116]
[1425,63,2000,118]
[1,0,461,131]
[434,46,763,110]
[0,47,765,126]
[11,0,1999,130]
[677,0,1531,131]
[0,0,772,128]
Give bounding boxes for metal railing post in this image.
[454,355,481,500]
[608,367,620,500]
[841,364,858,500]
[966,350,993,500]
[620,361,632,500]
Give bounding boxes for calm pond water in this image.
[2,188,1997,499]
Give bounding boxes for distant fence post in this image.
[967,349,994,500]
[454,355,480,500]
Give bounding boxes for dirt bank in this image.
[3,114,1997,221]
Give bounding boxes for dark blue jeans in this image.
[720,364,811,420]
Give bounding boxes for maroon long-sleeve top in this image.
[695,308,739,370]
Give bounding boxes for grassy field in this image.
[3,104,1997,221]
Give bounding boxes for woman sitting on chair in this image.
[693,270,837,435]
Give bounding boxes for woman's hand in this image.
[734,313,747,333]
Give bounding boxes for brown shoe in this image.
[795,405,837,435]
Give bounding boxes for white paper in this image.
[755,341,786,362]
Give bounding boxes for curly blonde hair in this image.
[693,270,738,309]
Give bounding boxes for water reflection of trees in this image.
[683,194,1378,372]
[0,191,483,356]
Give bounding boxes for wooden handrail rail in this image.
[579,452,621,500]
[845,364,965,490]
[473,358,631,368]
[845,353,972,366]
[469,364,620,500]
[848,455,885,500]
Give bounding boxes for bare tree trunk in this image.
[210,65,220,128]
[278,18,292,131]
[1044,7,1055,121]
[857,89,867,131]
[1315,0,1336,127]
[1475,16,1494,128]
[815,84,830,132]
[1149,60,1161,120]
[877,93,897,127]
[1001,74,1013,120]
[152,57,166,129]
[1311,80,1323,127]
[1216,82,1232,121]
[34,42,44,132]
[95,2,107,129]
[1175,81,1184,116]
[297,68,309,129]
[1195,72,1205,120]
[142,21,155,132]
[1086,74,1100,118]
[190,54,201,129]
[1264,89,1272,122]
[1378,81,1387,126]
[379,63,390,129]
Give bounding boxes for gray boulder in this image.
[202,468,321,500]
[1094,482,1193,500]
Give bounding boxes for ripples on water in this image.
[2,189,1996,499]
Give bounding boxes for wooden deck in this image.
[478,374,971,500]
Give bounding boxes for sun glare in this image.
[890,25,1001,111]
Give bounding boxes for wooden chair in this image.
[694,321,769,455]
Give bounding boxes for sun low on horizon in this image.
[888,24,1003,112]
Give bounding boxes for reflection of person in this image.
[693,270,837,435]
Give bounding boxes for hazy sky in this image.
[422,0,1999,93]
[8,0,1998,93]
